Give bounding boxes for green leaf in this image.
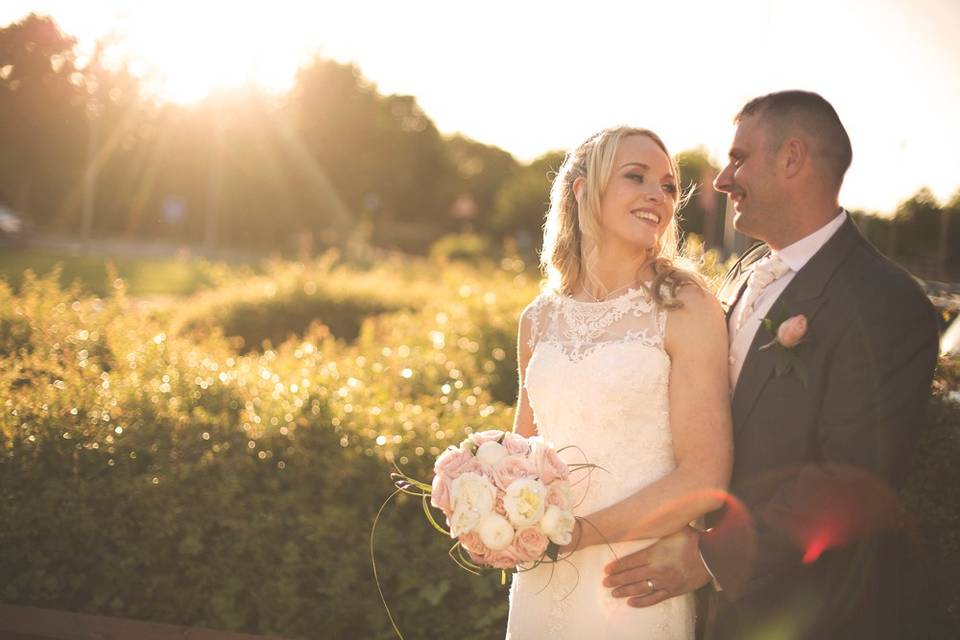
[797,365,809,388]
[774,351,791,377]
[422,495,450,536]
[546,542,560,562]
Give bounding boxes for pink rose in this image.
[532,441,569,485]
[459,531,490,563]
[502,432,531,455]
[468,430,506,447]
[513,527,549,562]
[494,494,507,517]
[434,447,479,480]
[545,481,573,510]
[483,545,520,569]
[430,473,453,515]
[491,454,536,491]
[777,314,808,348]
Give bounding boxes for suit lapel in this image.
[719,242,768,320]
[731,216,862,427]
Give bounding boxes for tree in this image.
[675,147,722,247]
[444,134,519,234]
[0,13,86,226]
[491,150,566,253]
[291,58,456,249]
[893,187,942,258]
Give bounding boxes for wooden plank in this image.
[0,604,291,640]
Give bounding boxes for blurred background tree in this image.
[0,12,955,276]
[0,13,86,225]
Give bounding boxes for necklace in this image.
[578,280,638,303]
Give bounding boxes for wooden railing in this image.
[0,604,291,640]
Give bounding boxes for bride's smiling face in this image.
[594,134,678,255]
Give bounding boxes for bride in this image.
[507,126,733,638]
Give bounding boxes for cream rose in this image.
[448,472,496,536]
[476,513,515,551]
[503,477,548,527]
[539,505,576,545]
[476,440,509,467]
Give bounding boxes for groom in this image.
[602,91,940,639]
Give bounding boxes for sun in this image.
[114,4,309,105]
[19,1,313,105]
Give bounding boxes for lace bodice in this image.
[523,287,675,513]
[506,287,693,639]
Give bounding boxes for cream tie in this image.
[736,254,791,332]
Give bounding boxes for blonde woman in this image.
[507,127,732,638]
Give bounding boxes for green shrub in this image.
[429,234,494,265]
[900,357,960,636]
[0,261,539,639]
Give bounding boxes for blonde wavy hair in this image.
[540,126,702,308]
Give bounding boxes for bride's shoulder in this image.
[664,284,725,345]
[521,289,556,317]
[665,281,722,316]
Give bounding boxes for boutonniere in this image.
[759,313,809,387]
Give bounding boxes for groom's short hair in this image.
[736,90,852,189]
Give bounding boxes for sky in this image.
[3,0,960,214]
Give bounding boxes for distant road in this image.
[27,233,268,264]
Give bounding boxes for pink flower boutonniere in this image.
[760,313,809,387]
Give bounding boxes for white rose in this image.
[449,472,496,536]
[539,505,576,545]
[476,513,515,551]
[449,505,483,538]
[503,477,547,527]
[476,441,509,466]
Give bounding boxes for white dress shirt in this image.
[727,210,847,389]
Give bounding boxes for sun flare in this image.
[111,4,311,104]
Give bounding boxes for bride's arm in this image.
[513,305,538,438]
[565,285,732,550]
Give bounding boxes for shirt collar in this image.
[771,209,848,272]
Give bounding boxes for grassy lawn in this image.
[0,249,254,297]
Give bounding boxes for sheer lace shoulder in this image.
[523,292,554,352]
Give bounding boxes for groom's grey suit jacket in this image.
[698,215,940,640]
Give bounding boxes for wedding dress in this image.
[505,286,695,639]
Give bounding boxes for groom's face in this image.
[714,114,782,241]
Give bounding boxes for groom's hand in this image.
[602,525,710,607]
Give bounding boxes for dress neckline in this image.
[554,284,651,307]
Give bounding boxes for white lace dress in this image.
[505,287,695,639]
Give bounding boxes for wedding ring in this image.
[646,578,656,593]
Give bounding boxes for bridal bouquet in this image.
[426,430,578,569]
[373,430,594,638]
